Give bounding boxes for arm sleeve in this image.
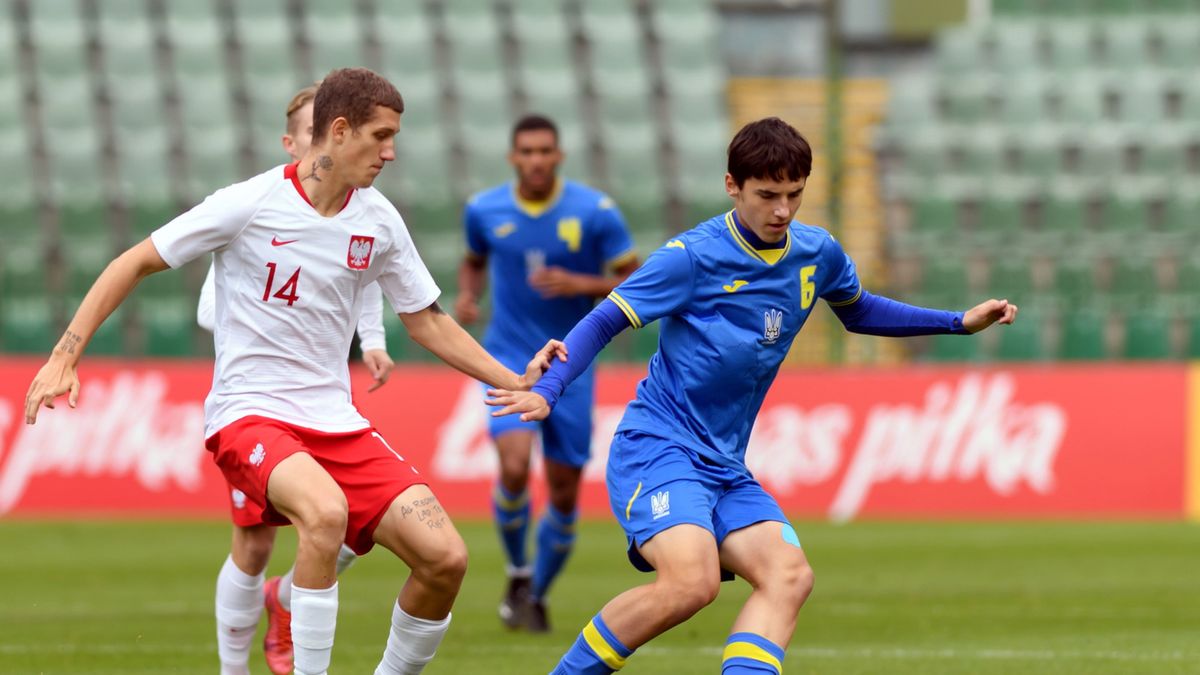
[818,233,864,307]
[605,239,694,329]
[594,196,637,268]
[530,300,630,408]
[196,260,216,332]
[375,205,442,314]
[355,282,387,351]
[831,290,968,336]
[150,179,262,268]
[463,201,489,258]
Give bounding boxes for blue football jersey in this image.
[465,179,636,360]
[607,210,862,470]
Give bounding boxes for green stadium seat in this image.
[940,76,992,124]
[1107,255,1159,309]
[919,257,970,307]
[1056,75,1104,124]
[231,0,296,80]
[1187,312,1200,357]
[129,199,182,241]
[1156,20,1200,69]
[163,6,226,80]
[28,0,88,79]
[1058,307,1107,360]
[0,9,16,82]
[934,26,984,75]
[1138,127,1190,176]
[603,121,665,207]
[1112,73,1167,124]
[1045,20,1094,72]
[1160,183,1200,245]
[0,126,33,204]
[995,308,1045,361]
[444,5,504,76]
[899,125,952,176]
[300,0,369,77]
[1,216,47,298]
[908,178,964,242]
[1012,124,1062,179]
[1099,178,1159,246]
[884,75,937,126]
[1097,21,1152,68]
[988,23,1040,73]
[998,76,1047,125]
[1122,308,1172,360]
[1037,178,1089,246]
[987,256,1035,300]
[925,334,981,362]
[0,296,55,353]
[138,296,196,357]
[976,178,1034,247]
[39,75,95,133]
[116,127,176,204]
[460,123,514,195]
[1052,257,1097,304]
[1072,127,1127,177]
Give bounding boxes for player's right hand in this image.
[24,358,81,424]
[454,294,480,324]
[519,339,568,389]
[486,389,551,422]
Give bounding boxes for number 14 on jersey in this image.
[263,262,301,306]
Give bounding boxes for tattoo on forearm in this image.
[56,331,82,355]
[399,496,447,530]
[427,300,446,315]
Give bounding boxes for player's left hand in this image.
[963,298,1018,333]
[362,349,395,392]
[486,389,551,422]
[529,266,580,298]
[517,339,568,389]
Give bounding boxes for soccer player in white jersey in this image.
[24,67,565,675]
[194,82,395,675]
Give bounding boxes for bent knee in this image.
[294,495,349,541]
[775,559,815,607]
[415,536,469,591]
[661,571,720,617]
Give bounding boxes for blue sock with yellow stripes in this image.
[532,505,577,600]
[722,632,785,674]
[491,483,530,569]
[551,613,634,674]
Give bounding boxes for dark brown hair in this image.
[511,113,559,147]
[311,68,404,144]
[727,117,813,187]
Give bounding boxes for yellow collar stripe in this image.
[583,620,628,670]
[725,211,790,266]
[826,286,863,307]
[723,641,783,673]
[512,179,564,218]
[608,292,643,329]
[625,482,643,520]
[492,485,529,510]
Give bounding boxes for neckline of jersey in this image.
[510,177,564,218]
[725,210,791,265]
[284,162,355,215]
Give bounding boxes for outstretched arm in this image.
[487,300,631,421]
[399,301,565,391]
[25,238,170,424]
[831,291,1016,336]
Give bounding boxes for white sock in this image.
[214,555,264,675]
[292,582,339,675]
[374,603,451,675]
[279,544,357,611]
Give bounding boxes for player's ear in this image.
[281,134,295,157]
[330,117,350,143]
[724,173,738,198]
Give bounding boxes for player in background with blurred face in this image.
[24,68,565,675]
[455,115,639,632]
[488,117,1018,675]
[194,82,395,675]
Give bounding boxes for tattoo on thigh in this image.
[400,496,447,530]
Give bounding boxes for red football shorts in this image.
[225,481,268,528]
[205,415,426,555]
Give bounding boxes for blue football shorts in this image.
[481,359,594,469]
[606,430,790,575]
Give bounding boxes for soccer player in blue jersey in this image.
[487,117,1018,674]
[454,114,640,632]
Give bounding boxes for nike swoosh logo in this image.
[271,236,298,246]
[723,280,748,293]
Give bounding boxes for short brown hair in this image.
[727,117,813,187]
[285,81,320,136]
[511,113,558,147]
[311,68,405,144]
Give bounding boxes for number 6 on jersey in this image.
[263,262,302,306]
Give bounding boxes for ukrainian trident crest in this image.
[347,235,375,270]
[763,308,783,344]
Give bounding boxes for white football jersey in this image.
[151,163,439,438]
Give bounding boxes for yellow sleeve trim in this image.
[625,482,643,521]
[583,620,629,670]
[606,249,638,269]
[608,292,643,329]
[825,286,863,307]
[723,642,783,673]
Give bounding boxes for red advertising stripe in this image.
[0,359,1187,520]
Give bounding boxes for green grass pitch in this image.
[1,519,1197,674]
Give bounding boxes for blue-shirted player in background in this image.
[488,117,1018,674]
[454,114,640,633]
